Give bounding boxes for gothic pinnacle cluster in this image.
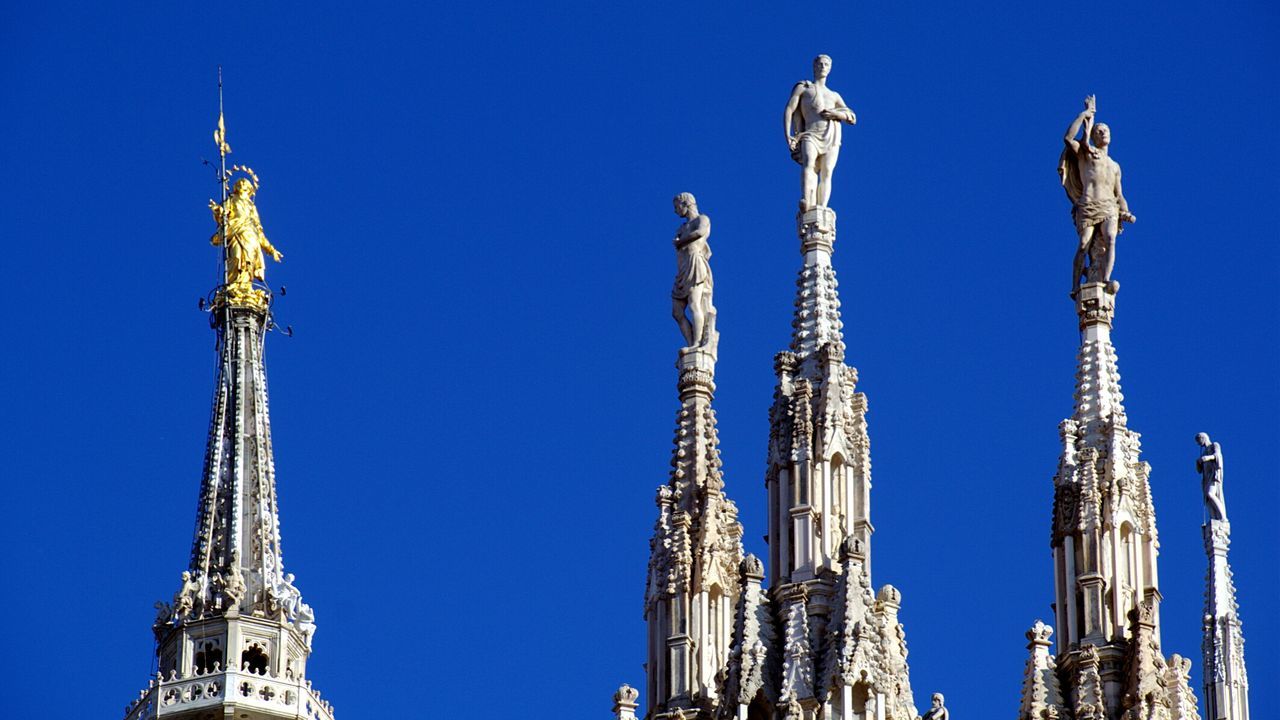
[121,93,334,720]
[628,55,938,720]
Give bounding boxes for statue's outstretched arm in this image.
[1064,111,1088,153]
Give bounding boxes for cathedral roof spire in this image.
[1033,96,1197,720]
[122,82,333,720]
[1198,434,1250,720]
[642,195,745,719]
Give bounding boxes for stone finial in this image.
[612,683,640,720]
[1026,620,1054,647]
[840,535,865,562]
[741,554,765,580]
[877,584,902,607]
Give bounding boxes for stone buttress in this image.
[1018,283,1198,720]
[122,291,335,720]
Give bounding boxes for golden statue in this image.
[209,176,282,304]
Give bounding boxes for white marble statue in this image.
[672,193,717,351]
[1196,432,1227,522]
[784,54,857,211]
[1060,95,1136,296]
[921,692,949,720]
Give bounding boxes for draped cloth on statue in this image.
[672,239,713,300]
[789,80,843,163]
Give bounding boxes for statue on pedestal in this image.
[1196,433,1227,522]
[210,176,283,300]
[1060,95,1135,297]
[784,54,857,212]
[672,193,718,352]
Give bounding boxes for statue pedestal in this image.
[677,347,716,397]
[1075,281,1115,339]
[797,207,837,263]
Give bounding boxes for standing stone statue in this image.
[1196,433,1228,522]
[672,193,717,352]
[920,693,949,720]
[784,54,858,212]
[1060,95,1136,297]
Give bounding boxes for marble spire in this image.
[1027,240,1199,718]
[644,197,746,718]
[1198,435,1250,720]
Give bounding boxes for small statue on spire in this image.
[1196,432,1228,522]
[671,193,717,353]
[1060,95,1136,297]
[784,54,857,212]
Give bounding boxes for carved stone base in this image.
[1075,281,1116,332]
[797,207,837,257]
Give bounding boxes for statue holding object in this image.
[210,175,283,303]
[784,54,857,212]
[671,193,717,353]
[1060,95,1135,297]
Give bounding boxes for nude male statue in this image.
[784,54,857,211]
[1196,433,1227,522]
[671,193,717,351]
[1060,96,1135,296]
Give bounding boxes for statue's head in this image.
[233,178,255,197]
[1090,122,1111,147]
[813,54,832,79]
[932,693,944,708]
[1196,432,1211,448]
[284,572,295,583]
[181,571,191,581]
[673,192,697,217]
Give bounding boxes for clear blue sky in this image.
[1,2,1275,718]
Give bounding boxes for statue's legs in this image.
[1072,224,1095,294]
[817,146,840,208]
[673,298,695,346]
[688,285,709,348]
[1099,216,1119,283]
[799,140,820,211]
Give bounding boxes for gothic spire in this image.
[1198,435,1250,720]
[644,195,745,719]
[122,92,334,720]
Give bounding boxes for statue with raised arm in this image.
[672,193,717,352]
[1196,432,1227,522]
[784,54,857,212]
[921,693,949,720]
[210,177,283,300]
[1060,95,1135,297]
